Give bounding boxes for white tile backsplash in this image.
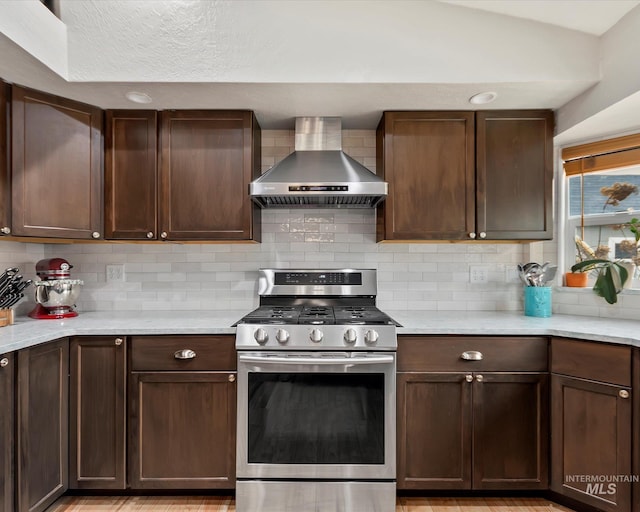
[0,129,636,320]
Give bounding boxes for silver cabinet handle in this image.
[0,227,10,235]
[174,349,196,360]
[228,374,236,382]
[465,374,473,383]
[619,389,630,399]
[92,231,100,239]
[115,337,123,346]
[146,231,154,239]
[160,232,168,239]
[479,232,487,239]
[461,351,483,361]
[0,357,8,368]
[469,232,476,239]
[476,374,484,383]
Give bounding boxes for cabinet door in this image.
[129,371,236,488]
[397,372,472,489]
[551,374,632,512]
[0,81,10,237]
[16,339,69,512]
[472,373,548,490]
[376,111,475,241]
[11,86,103,239]
[0,353,14,512]
[69,336,126,489]
[105,110,158,240]
[476,110,554,240]
[159,110,261,241]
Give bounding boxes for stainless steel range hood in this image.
[250,117,388,208]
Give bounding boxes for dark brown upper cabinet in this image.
[11,85,103,239]
[376,111,476,241]
[159,110,261,241]
[106,109,261,242]
[476,110,554,240]
[376,110,554,242]
[0,81,10,237]
[104,110,158,240]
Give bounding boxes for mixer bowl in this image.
[34,279,84,309]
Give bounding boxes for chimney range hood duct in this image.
[249,117,388,208]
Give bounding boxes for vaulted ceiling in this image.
[1,0,639,144]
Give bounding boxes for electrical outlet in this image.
[106,264,125,283]
[469,266,489,284]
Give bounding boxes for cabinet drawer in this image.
[551,337,631,386]
[398,336,548,372]
[130,336,236,371]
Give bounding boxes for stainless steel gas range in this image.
[235,269,398,512]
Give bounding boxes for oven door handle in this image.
[238,354,395,365]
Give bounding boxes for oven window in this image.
[248,373,385,464]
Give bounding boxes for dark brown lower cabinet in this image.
[397,371,548,490]
[0,352,14,512]
[551,374,632,512]
[129,371,236,489]
[69,336,127,489]
[473,373,548,490]
[16,339,69,512]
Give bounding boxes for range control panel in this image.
[275,272,362,285]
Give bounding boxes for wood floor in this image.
[47,495,575,512]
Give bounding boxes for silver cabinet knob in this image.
[476,374,484,383]
[479,232,487,239]
[310,328,323,343]
[0,227,10,235]
[174,349,196,360]
[465,374,473,383]
[365,329,379,345]
[114,337,123,346]
[160,231,168,239]
[276,328,290,344]
[0,357,8,368]
[254,328,268,345]
[228,374,236,383]
[469,232,476,239]
[619,389,630,399]
[92,231,100,239]
[344,328,357,344]
[461,351,483,361]
[146,231,154,239]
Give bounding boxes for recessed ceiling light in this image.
[125,91,152,104]
[469,91,498,105]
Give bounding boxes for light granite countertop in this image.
[0,310,639,354]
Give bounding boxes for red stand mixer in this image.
[29,258,84,319]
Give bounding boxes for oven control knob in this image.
[310,328,323,343]
[343,328,357,344]
[365,329,379,345]
[276,329,290,344]
[254,328,269,345]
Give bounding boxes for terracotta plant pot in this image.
[565,272,588,287]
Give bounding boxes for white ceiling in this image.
[438,0,640,35]
[0,0,639,143]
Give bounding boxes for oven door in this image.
[237,351,396,480]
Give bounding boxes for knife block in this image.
[0,308,14,327]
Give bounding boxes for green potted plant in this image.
[570,258,629,304]
[570,183,638,303]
